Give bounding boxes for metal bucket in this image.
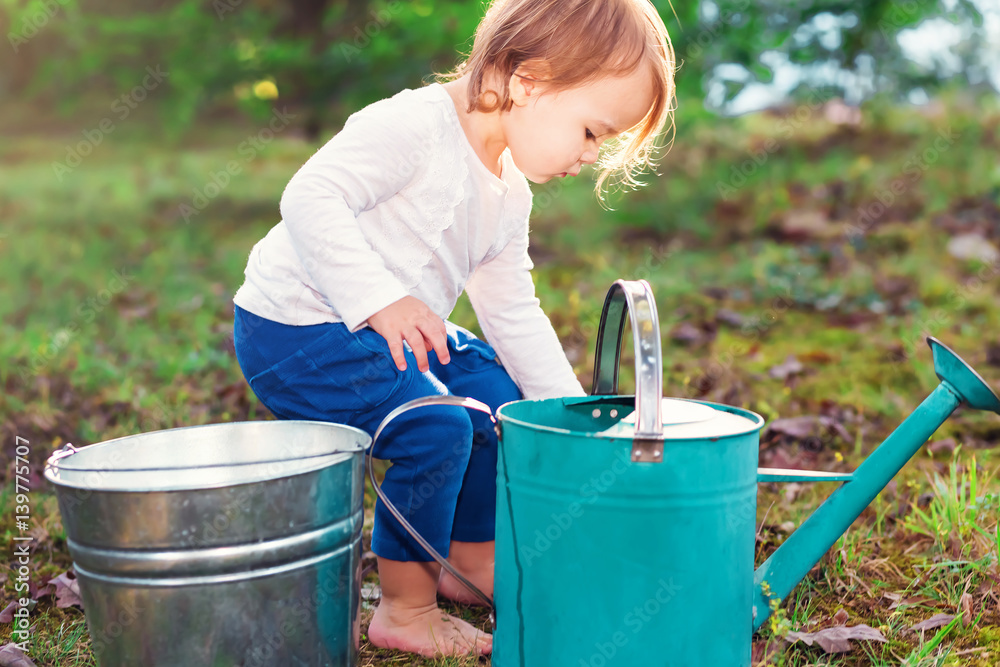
[494,280,766,666]
[44,420,367,667]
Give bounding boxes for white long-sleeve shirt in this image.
[233,82,586,399]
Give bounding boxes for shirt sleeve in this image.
[465,226,587,400]
[279,98,430,331]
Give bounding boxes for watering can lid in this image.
[598,397,763,439]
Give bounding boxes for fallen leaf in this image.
[758,444,821,471]
[27,525,48,547]
[883,592,936,610]
[909,614,955,632]
[782,482,804,504]
[832,609,849,626]
[785,624,887,653]
[823,309,882,329]
[765,415,852,443]
[119,305,153,321]
[874,275,915,301]
[0,603,15,624]
[799,350,834,364]
[670,322,706,346]
[768,355,804,380]
[702,286,729,300]
[49,571,84,609]
[987,342,1000,367]
[777,209,838,240]
[948,535,963,559]
[715,308,747,328]
[361,583,381,605]
[751,637,785,665]
[961,593,974,625]
[0,644,36,667]
[947,233,1000,263]
[22,580,43,602]
[29,413,55,432]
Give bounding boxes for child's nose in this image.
[580,148,599,164]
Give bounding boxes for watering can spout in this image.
[752,337,1000,631]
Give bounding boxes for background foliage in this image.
[1,0,994,137]
[2,1,1000,666]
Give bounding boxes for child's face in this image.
[502,66,656,184]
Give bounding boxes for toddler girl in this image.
[233,0,674,658]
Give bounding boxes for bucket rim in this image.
[43,419,370,492]
[496,395,766,440]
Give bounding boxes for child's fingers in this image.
[404,326,431,373]
[385,333,408,372]
[424,321,450,366]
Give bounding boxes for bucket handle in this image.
[366,395,497,627]
[591,279,665,462]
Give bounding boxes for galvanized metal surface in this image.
[591,279,665,462]
[44,420,367,667]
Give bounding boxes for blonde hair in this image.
[437,0,676,195]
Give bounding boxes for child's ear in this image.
[508,73,534,107]
[510,59,551,106]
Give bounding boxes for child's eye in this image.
[585,128,596,140]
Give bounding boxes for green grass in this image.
[2,92,1000,665]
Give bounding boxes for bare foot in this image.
[437,540,494,606]
[437,566,493,606]
[368,601,492,657]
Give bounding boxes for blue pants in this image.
[232,305,521,562]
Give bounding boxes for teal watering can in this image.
[490,279,1000,667]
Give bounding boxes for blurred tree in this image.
[0,0,989,135]
[655,0,987,112]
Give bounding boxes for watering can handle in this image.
[366,395,498,625]
[591,279,665,461]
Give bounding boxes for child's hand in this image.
[367,296,451,372]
